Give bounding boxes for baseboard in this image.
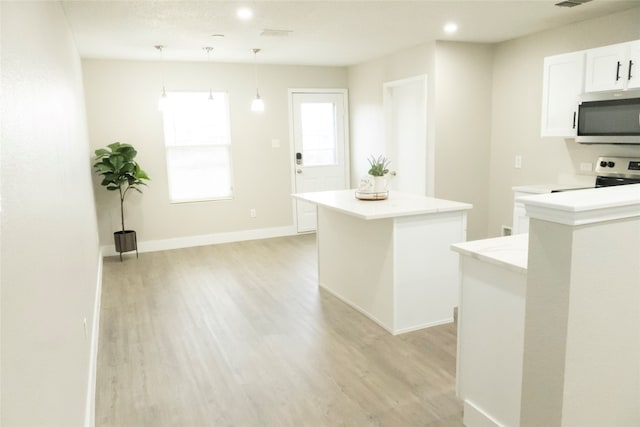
[100,225,299,257]
[85,251,103,427]
[463,399,502,427]
[319,282,396,335]
[394,317,454,335]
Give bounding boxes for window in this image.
[300,102,337,166]
[161,92,233,203]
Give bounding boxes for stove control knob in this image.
[600,161,608,167]
[608,161,615,168]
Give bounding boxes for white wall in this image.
[488,7,640,236]
[1,2,102,425]
[348,42,493,240]
[82,59,347,248]
[434,42,493,240]
[347,43,436,188]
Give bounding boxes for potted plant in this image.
[93,142,150,261]
[367,155,391,192]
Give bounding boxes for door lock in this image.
[296,152,302,165]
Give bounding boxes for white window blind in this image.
[162,92,233,203]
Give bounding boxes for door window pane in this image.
[300,102,337,166]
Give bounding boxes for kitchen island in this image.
[451,234,529,427]
[292,189,472,335]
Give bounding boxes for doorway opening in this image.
[383,75,432,196]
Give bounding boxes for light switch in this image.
[271,139,281,148]
[515,155,522,169]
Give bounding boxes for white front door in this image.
[383,75,431,196]
[290,90,349,232]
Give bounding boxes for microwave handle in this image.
[572,111,576,129]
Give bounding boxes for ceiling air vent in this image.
[555,0,592,7]
[260,29,293,37]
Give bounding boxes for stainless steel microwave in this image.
[576,90,640,144]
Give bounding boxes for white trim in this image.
[525,204,640,226]
[319,282,396,335]
[319,281,452,336]
[463,400,504,427]
[520,184,640,226]
[85,251,103,427]
[393,318,454,335]
[100,225,298,256]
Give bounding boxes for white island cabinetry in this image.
[293,190,472,335]
[452,234,529,427]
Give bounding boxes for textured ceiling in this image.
[61,0,640,66]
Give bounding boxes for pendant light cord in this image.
[155,45,166,96]
[253,48,261,98]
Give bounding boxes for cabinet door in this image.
[540,51,585,137]
[585,43,627,92]
[626,41,640,89]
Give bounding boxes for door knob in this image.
[296,169,302,174]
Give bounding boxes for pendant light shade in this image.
[251,48,264,112]
[251,93,265,112]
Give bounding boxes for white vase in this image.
[373,176,387,193]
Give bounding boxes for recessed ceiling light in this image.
[444,22,458,34]
[237,7,253,20]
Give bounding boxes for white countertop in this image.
[292,189,472,220]
[451,233,529,275]
[513,177,595,194]
[512,184,561,194]
[519,183,640,226]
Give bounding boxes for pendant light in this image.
[155,45,169,111]
[203,46,214,100]
[251,48,265,112]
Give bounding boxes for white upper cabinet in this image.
[627,42,640,89]
[585,41,640,92]
[541,51,585,137]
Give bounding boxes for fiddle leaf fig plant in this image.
[367,155,391,177]
[93,142,150,233]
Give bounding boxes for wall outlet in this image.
[580,162,593,172]
[250,208,257,218]
[514,155,522,169]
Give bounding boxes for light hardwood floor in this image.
[97,234,463,426]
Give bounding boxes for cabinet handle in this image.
[616,61,621,81]
[629,60,634,81]
[572,111,576,129]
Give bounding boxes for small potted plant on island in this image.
[356,155,391,200]
[368,155,391,193]
[93,142,150,261]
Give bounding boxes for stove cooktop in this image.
[595,156,640,179]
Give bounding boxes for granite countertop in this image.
[451,233,529,275]
[292,189,472,220]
